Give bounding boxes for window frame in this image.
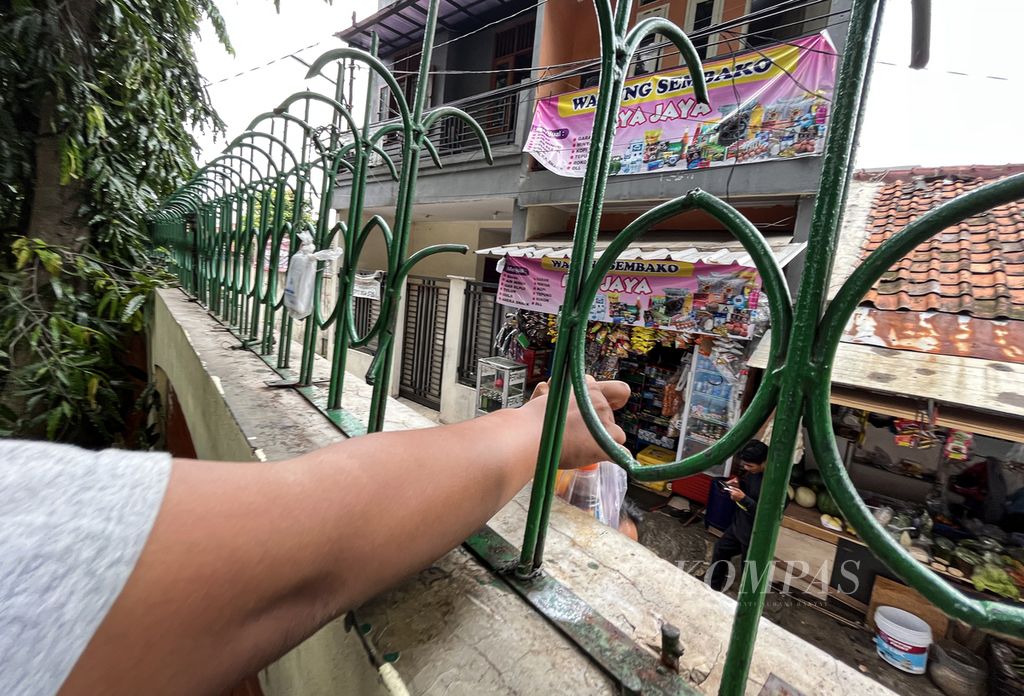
[629,3,671,78]
[684,0,725,60]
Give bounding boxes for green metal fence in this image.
[149,0,1024,692]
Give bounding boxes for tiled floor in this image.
[396,397,441,424]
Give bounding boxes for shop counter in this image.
[775,503,1014,618]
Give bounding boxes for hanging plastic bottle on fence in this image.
[555,461,627,530]
[283,231,343,320]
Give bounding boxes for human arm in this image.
[59,379,629,696]
[726,478,757,513]
[728,477,759,513]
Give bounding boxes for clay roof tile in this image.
[858,166,1024,320]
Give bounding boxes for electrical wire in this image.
[374,12,847,122]
[201,0,1014,92]
[209,3,992,188]
[874,60,1011,81]
[407,10,847,105]
[391,0,837,79]
[623,14,846,80]
[724,28,743,208]
[388,17,848,124]
[391,0,550,65]
[268,19,843,167]
[723,29,831,101]
[204,39,330,86]
[204,0,832,89]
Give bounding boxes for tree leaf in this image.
[46,408,63,440]
[37,249,62,275]
[87,376,99,407]
[86,103,107,138]
[121,294,145,323]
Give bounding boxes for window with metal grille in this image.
[379,50,432,121]
[491,19,535,90]
[746,0,830,47]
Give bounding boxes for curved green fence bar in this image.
[149,0,1024,693]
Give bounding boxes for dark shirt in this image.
[729,470,763,547]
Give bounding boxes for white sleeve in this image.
[0,440,171,696]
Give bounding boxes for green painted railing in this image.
[149,0,1024,692]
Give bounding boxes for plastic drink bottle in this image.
[568,463,602,520]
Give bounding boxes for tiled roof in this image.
[859,165,1024,320]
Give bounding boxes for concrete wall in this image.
[476,227,512,276]
[343,349,379,394]
[829,179,882,299]
[332,150,524,211]
[443,24,501,101]
[520,156,828,208]
[408,221,489,278]
[149,294,260,462]
[438,277,478,424]
[338,216,512,281]
[784,194,816,297]
[347,216,392,273]
[524,205,572,241]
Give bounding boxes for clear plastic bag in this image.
[555,461,628,529]
[283,231,343,320]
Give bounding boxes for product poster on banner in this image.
[524,33,837,177]
[497,256,763,339]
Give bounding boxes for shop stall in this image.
[478,238,806,502]
[747,339,1024,622]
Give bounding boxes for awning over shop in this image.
[476,238,807,268]
[485,237,805,341]
[749,334,1024,442]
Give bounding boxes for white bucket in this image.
[874,605,933,674]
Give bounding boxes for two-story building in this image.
[335,0,853,418]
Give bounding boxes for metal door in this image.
[399,276,449,409]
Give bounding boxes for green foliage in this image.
[0,0,230,444]
[250,189,315,231]
[0,237,174,441]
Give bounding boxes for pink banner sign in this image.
[498,256,762,338]
[524,33,837,177]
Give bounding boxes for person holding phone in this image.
[707,439,770,591]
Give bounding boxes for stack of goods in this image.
[547,312,559,343]
[791,470,1024,601]
[519,310,550,346]
[588,323,632,357]
[615,360,683,454]
[630,326,656,355]
[636,365,677,450]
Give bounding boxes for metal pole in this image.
[717,1,885,692]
